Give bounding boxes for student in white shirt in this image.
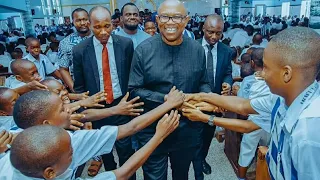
[0,44,11,68]
[24,37,63,81]
[5,59,42,89]
[0,87,184,179]
[0,87,19,130]
[9,110,179,180]
[183,27,320,180]
[230,25,254,48]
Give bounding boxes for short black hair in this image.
[0,43,5,55]
[25,37,39,47]
[241,53,252,64]
[121,3,138,16]
[13,90,55,129]
[17,38,25,45]
[10,59,34,75]
[240,63,254,78]
[10,125,69,178]
[269,27,320,77]
[252,33,263,45]
[71,8,89,20]
[251,48,264,68]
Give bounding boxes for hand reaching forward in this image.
[0,130,13,154]
[155,110,181,141]
[80,91,106,108]
[221,83,231,96]
[68,105,85,131]
[164,86,185,108]
[182,108,208,123]
[115,92,144,116]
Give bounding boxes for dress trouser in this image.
[142,147,198,180]
[202,124,217,159]
[92,97,136,180]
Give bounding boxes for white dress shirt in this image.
[202,38,218,83]
[0,55,11,67]
[93,36,122,99]
[230,30,250,48]
[5,76,26,89]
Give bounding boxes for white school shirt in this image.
[251,81,320,179]
[0,126,118,180]
[4,76,26,89]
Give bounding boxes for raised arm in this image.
[186,93,257,116]
[114,110,180,180]
[117,87,184,140]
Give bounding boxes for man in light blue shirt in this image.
[183,27,320,180]
[115,3,151,49]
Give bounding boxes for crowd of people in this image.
[0,0,320,180]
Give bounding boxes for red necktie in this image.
[102,44,114,104]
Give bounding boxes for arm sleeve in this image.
[43,56,57,74]
[198,48,211,93]
[223,49,233,86]
[128,46,166,109]
[70,126,118,167]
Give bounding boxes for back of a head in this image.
[0,43,5,55]
[241,53,252,64]
[251,48,264,68]
[13,90,54,129]
[10,125,68,178]
[269,27,320,75]
[252,33,263,44]
[17,38,25,45]
[241,63,254,78]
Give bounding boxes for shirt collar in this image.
[283,81,319,133]
[24,53,38,62]
[93,35,113,47]
[201,37,217,49]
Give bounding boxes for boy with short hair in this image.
[0,87,19,131]
[0,87,184,179]
[24,37,63,81]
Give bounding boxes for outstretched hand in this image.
[164,86,185,108]
[80,91,106,108]
[115,92,144,116]
[155,110,181,140]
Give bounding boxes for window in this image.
[300,0,311,18]
[281,2,290,18]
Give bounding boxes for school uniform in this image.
[238,76,271,167]
[4,76,26,89]
[0,116,17,131]
[23,53,57,80]
[251,81,320,179]
[0,126,119,180]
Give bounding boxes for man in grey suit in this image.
[73,6,138,179]
[128,1,211,179]
[193,14,233,179]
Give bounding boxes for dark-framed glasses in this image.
[158,15,186,23]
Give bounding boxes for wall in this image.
[0,0,27,12]
[240,0,303,17]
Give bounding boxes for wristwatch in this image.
[208,115,215,126]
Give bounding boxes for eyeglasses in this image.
[158,15,186,23]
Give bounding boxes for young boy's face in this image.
[27,40,41,59]
[46,81,70,104]
[0,89,19,116]
[45,93,71,129]
[16,63,42,83]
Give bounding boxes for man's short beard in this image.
[77,29,89,34]
[124,23,138,31]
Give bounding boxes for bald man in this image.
[128,1,211,179]
[73,6,136,178]
[183,27,320,179]
[192,14,233,177]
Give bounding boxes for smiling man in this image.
[72,6,136,179]
[115,3,151,49]
[128,0,211,179]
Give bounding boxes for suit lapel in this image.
[86,37,100,90]
[216,42,224,84]
[112,35,123,88]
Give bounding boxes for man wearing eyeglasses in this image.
[128,0,211,179]
[115,3,151,49]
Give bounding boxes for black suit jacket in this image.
[73,35,134,125]
[197,39,233,94]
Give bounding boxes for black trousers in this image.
[92,97,136,180]
[202,124,217,160]
[142,147,198,180]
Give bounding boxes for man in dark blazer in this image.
[193,14,233,179]
[73,6,136,179]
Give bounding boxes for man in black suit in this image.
[128,0,211,179]
[73,6,138,179]
[193,14,233,179]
